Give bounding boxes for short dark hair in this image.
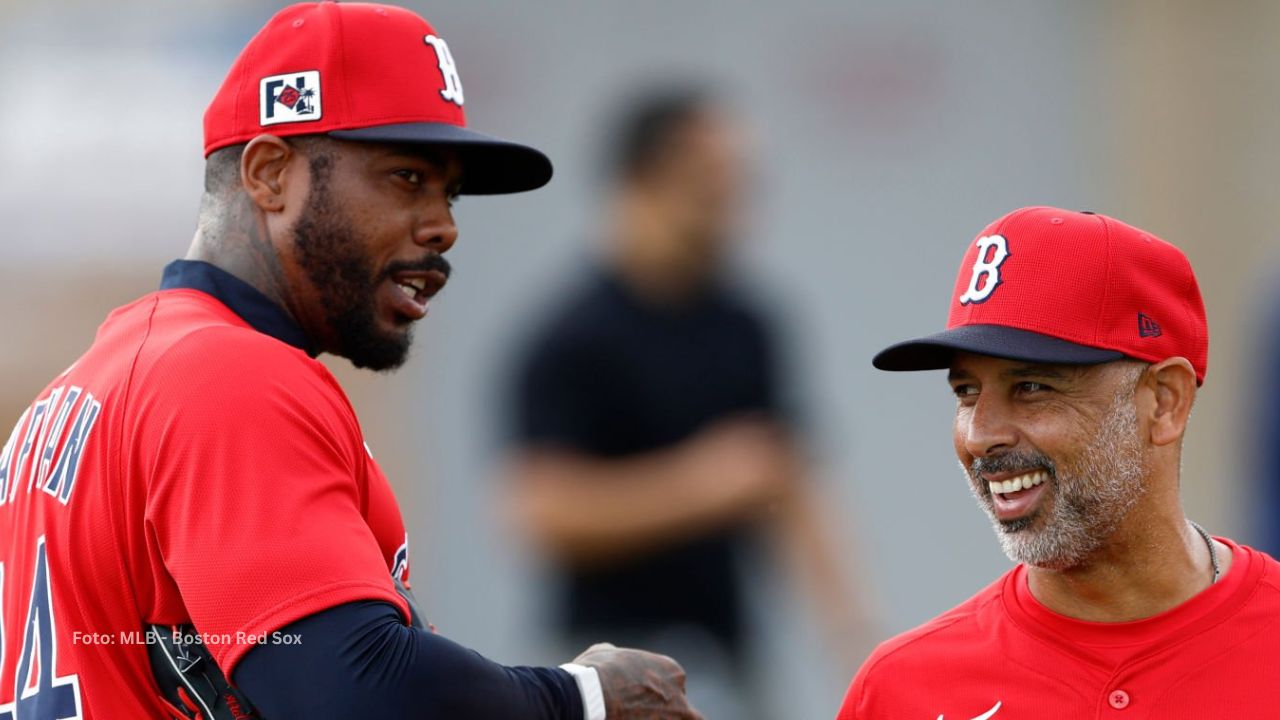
[204,144,246,196]
[609,89,713,181]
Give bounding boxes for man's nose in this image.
[962,393,1019,459]
[414,206,458,254]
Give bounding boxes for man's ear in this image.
[1144,357,1197,447]
[240,134,295,213]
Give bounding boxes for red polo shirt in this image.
[839,539,1280,719]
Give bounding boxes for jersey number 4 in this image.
[0,537,82,719]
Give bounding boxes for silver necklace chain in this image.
[1189,520,1220,584]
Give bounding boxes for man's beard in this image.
[291,178,447,371]
[962,385,1147,570]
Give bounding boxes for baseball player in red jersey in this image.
[0,3,702,719]
[838,207,1280,719]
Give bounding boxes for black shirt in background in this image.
[510,264,791,655]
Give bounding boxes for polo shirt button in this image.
[1109,690,1130,709]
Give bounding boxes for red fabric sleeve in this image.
[134,327,409,676]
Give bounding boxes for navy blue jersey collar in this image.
[160,259,316,356]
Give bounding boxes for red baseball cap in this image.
[873,206,1209,384]
[203,1,552,195]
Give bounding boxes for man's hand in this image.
[572,643,704,719]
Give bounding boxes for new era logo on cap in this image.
[260,70,321,126]
[1138,313,1163,338]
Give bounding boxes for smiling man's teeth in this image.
[396,276,427,295]
[989,471,1047,496]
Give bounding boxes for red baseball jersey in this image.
[839,539,1280,719]
[0,287,411,718]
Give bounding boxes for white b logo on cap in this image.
[424,35,464,106]
[958,234,1009,305]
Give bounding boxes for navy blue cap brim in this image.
[872,324,1125,371]
[329,122,552,195]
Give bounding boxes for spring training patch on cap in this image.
[260,70,322,126]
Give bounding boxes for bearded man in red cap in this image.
[0,3,700,719]
[838,207,1280,719]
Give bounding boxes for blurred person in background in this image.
[504,89,872,718]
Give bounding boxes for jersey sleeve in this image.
[235,601,584,720]
[134,328,409,677]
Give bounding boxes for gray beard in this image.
[963,387,1147,570]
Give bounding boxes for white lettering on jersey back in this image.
[0,386,102,506]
